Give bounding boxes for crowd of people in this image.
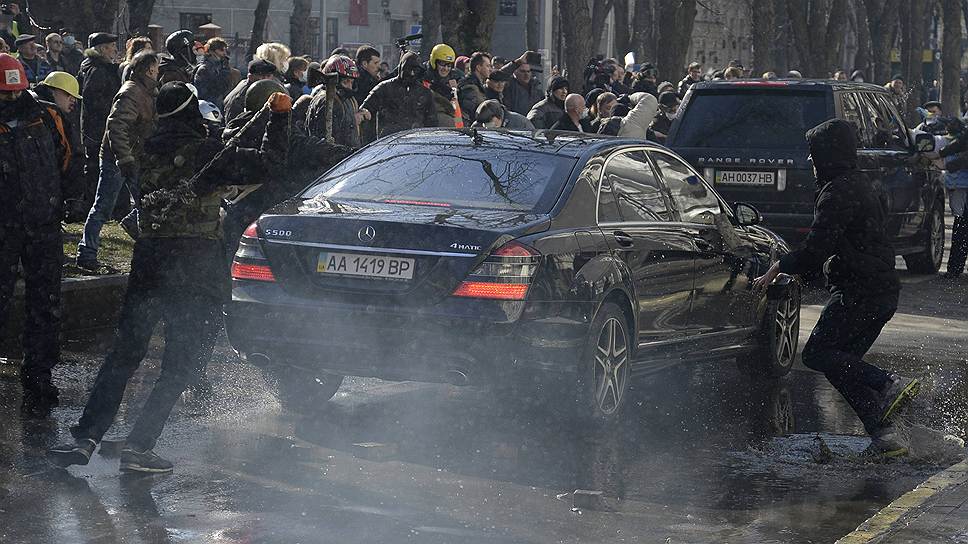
[0,20,958,471]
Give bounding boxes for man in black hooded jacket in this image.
[754,119,920,459]
[359,51,435,138]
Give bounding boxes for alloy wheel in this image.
[932,208,945,270]
[774,296,800,368]
[593,317,629,415]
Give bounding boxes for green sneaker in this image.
[862,427,908,460]
[880,375,921,424]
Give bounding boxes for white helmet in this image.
[198,100,222,124]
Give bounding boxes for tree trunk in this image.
[852,0,871,77]
[630,0,654,62]
[613,0,631,59]
[899,0,931,122]
[771,0,789,73]
[654,0,697,82]
[248,0,272,59]
[32,0,118,45]
[863,0,901,85]
[527,0,541,52]
[440,0,462,51]
[420,0,441,58]
[823,0,848,75]
[558,0,594,86]
[750,0,775,75]
[458,0,498,53]
[127,0,154,37]
[942,0,962,115]
[289,0,312,55]
[590,0,614,55]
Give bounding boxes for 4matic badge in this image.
[450,242,481,252]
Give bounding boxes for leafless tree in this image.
[289,0,312,55]
[899,0,932,121]
[527,0,541,51]
[654,0,697,82]
[941,0,962,115]
[785,0,848,78]
[558,0,594,84]
[420,0,441,58]
[862,0,901,85]
[248,0,272,59]
[749,0,775,75]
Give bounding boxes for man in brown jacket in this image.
[76,51,159,270]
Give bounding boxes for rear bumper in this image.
[224,284,591,384]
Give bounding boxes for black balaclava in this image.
[546,76,569,108]
[399,52,422,82]
[806,118,858,185]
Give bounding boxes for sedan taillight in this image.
[231,222,276,283]
[452,241,540,300]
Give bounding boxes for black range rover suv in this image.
[668,80,945,273]
[225,129,801,419]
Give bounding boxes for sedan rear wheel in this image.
[578,302,631,420]
[272,366,344,414]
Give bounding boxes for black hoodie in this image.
[778,119,900,296]
[360,52,436,137]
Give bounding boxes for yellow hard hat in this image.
[42,71,81,99]
[430,44,456,69]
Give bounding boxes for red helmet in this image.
[0,54,27,91]
[323,55,359,79]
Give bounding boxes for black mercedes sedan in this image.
[225,129,800,419]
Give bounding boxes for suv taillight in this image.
[231,222,276,282]
[452,241,539,300]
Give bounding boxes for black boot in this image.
[945,216,968,278]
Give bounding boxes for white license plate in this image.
[715,170,776,186]
[316,252,415,280]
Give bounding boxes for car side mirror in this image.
[914,132,937,153]
[734,202,761,227]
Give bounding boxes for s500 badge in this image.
[264,229,293,237]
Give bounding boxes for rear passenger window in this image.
[865,93,909,150]
[650,152,722,225]
[840,92,873,148]
[603,150,671,222]
[597,176,622,223]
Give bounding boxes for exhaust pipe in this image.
[247,352,271,367]
[444,369,469,386]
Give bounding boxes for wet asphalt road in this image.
[1,268,967,543]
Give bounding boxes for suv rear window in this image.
[302,143,577,213]
[673,90,830,149]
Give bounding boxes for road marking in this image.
[836,458,968,543]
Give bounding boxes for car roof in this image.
[376,128,674,160]
[690,79,889,93]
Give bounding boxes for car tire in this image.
[271,366,344,413]
[742,280,800,378]
[904,205,945,274]
[576,301,632,421]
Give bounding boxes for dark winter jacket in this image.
[158,54,194,85]
[222,108,353,232]
[458,60,519,122]
[306,85,362,148]
[0,92,75,225]
[19,55,52,85]
[503,75,543,115]
[194,55,233,109]
[355,68,381,143]
[527,76,568,129]
[78,49,121,159]
[777,119,899,296]
[222,79,249,123]
[651,112,673,143]
[631,77,658,97]
[104,72,158,169]
[360,52,436,138]
[677,74,700,98]
[550,112,593,133]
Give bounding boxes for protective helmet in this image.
[165,29,195,63]
[323,55,359,79]
[0,53,28,91]
[198,100,222,124]
[245,78,287,112]
[429,44,456,69]
[41,71,81,98]
[157,81,198,118]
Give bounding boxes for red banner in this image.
[349,0,368,26]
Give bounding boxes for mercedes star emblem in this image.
[358,225,376,243]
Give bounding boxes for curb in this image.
[2,274,128,348]
[836,458,968,543]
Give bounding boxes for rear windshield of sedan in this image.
[302,143,577,213]
[674,90,830,149]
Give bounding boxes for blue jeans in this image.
[78,149,138,261]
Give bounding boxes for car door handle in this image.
[613,231,634,247]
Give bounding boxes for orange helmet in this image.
[0,54,27,91]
